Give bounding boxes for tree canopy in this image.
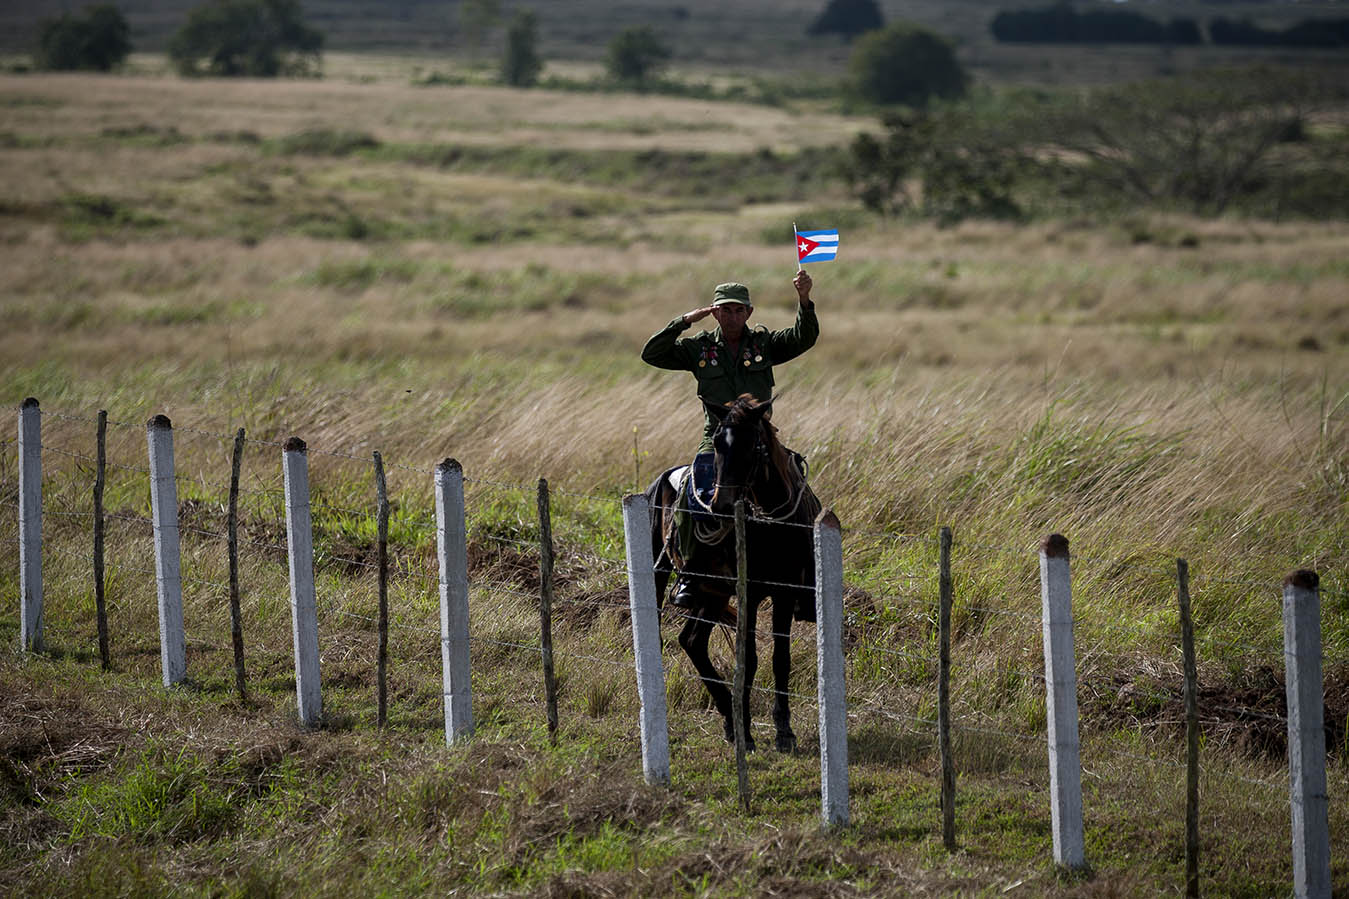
[848,23,967,107]
[35,4,132,71]
[500,9,542,87]
[169,0,323,77]
[807,0,884,41]
[1040,66,1348,215]
[605,26,671,84]
[991,4,1201,45]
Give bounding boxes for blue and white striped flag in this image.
[795,228,840,264]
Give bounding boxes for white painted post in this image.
[814,509,849,828]
[1283,569,1330,899]
[18,398,42,652]
[282,437,322,727]
[435,458,473,744]
[1039,533,1085,870]
[621,493,670,786]
[146,415,186,686]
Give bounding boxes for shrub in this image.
[807,0,884,41]
[168,0,323,78]
[843,108,1026,223]
[35,4,131,71]
[500,9,543,87]
[848,23,967,107]
[605,26,671,85]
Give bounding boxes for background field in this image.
[1,26,1347,899]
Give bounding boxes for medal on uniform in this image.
[754,355,762,362]
[699,360,706,367]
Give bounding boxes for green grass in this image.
[1,64,1347,896]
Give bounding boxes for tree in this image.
[35,4,131,71]
[843,108,1025,222]
[848,22,967,107]
[169,0,323,77]
[605,26,671,85]
[807,0,884,41]
[500,9,542,87]
[1042,66,1347,214]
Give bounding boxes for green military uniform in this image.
[641,287,819,451]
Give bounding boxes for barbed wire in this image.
[23,413,1346,606]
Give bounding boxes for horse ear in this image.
[703,399,730,423]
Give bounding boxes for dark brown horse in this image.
[645,395,821,752]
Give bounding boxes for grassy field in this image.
[1,63,1347,896]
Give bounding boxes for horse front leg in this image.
[677,609,737,744]
[770,593,797,753]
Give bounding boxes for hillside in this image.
[5,0,1349,84]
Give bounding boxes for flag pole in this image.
[793,222,802,273]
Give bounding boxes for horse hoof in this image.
[776,731,797,754]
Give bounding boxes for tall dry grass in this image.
[1,69,1346,896]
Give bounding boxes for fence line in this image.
[10,399,1344,897]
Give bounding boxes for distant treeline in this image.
[991,4,1349,47]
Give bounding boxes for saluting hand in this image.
[682,306,715,325]
[793,270,813,303]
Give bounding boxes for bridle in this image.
[685,414,808,545]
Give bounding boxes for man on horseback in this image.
[641,272,818,608]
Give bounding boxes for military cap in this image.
[711,282,752,307]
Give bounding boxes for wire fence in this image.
[4,404,1346,889]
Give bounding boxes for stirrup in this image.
[672,577,698,609]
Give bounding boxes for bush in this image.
[991,4,1200,44]
[807,0,884,41]
[500,10,542,87]
[1210,16,1349,48]
[35,4,131,71]
[843,108,1026,223]
[1039,66,1349,215]
[848,23,967,107]
[605,26,671,85]
[169,0,323,78]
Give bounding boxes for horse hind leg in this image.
[770,594,797,753]
[678,608,740,748]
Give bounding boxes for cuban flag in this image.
[795,228,840,264]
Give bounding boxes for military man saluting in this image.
[641,271,817,451]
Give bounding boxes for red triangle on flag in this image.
[796,234,820,261]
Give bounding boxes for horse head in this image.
[704,394,773,516]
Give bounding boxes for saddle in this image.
[658,450,820,623]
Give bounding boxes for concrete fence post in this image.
[18,398,43,652]
[1039,533,1085,870]
[621,493,670,786]
[814,508,849,828]
[282,437,322,727]
[147,415,186,686]
[1283,569,1330,899]
[435,458,473,744]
